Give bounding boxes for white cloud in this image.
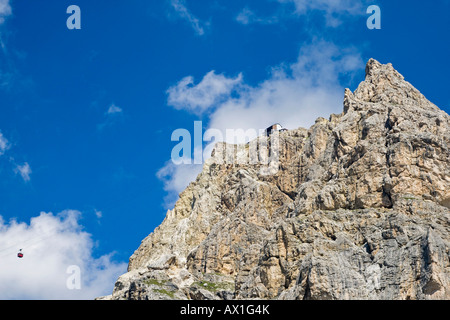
[156,158,203,209]
[0,132,33,182]
[14,162,32,182]
[167,40,362,141]
[106,103,123,115]
[0,0,12,25]
[0,210,127,299]
[0,132,34,182]
[236,8,279,25]
[169,0,209,36]
[237,0,369,27]
[208,41,362,142]
[161,40,363,205]
[0,131,9,155]
[94,210,103,219]
[167,71,243,115]
[0,0,13,83]
[98,103,124,131]
[277,0,368,26]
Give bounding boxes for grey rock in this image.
[104,59,450,300]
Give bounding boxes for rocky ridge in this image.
[101,59,450,300]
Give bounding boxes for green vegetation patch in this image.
[194,280,234,292]
[153,288,175,299]
[144,279,167,287]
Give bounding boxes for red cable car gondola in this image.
[17,249,24,258]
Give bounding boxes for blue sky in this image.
[0,0,448,299]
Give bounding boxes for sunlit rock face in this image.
[100,59,449,301]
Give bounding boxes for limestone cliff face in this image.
[101,59,450,300]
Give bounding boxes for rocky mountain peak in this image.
[349,58,439,112]
[365,58,401,80]
[100,59,450,301]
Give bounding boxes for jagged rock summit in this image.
[100,59,450,300]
